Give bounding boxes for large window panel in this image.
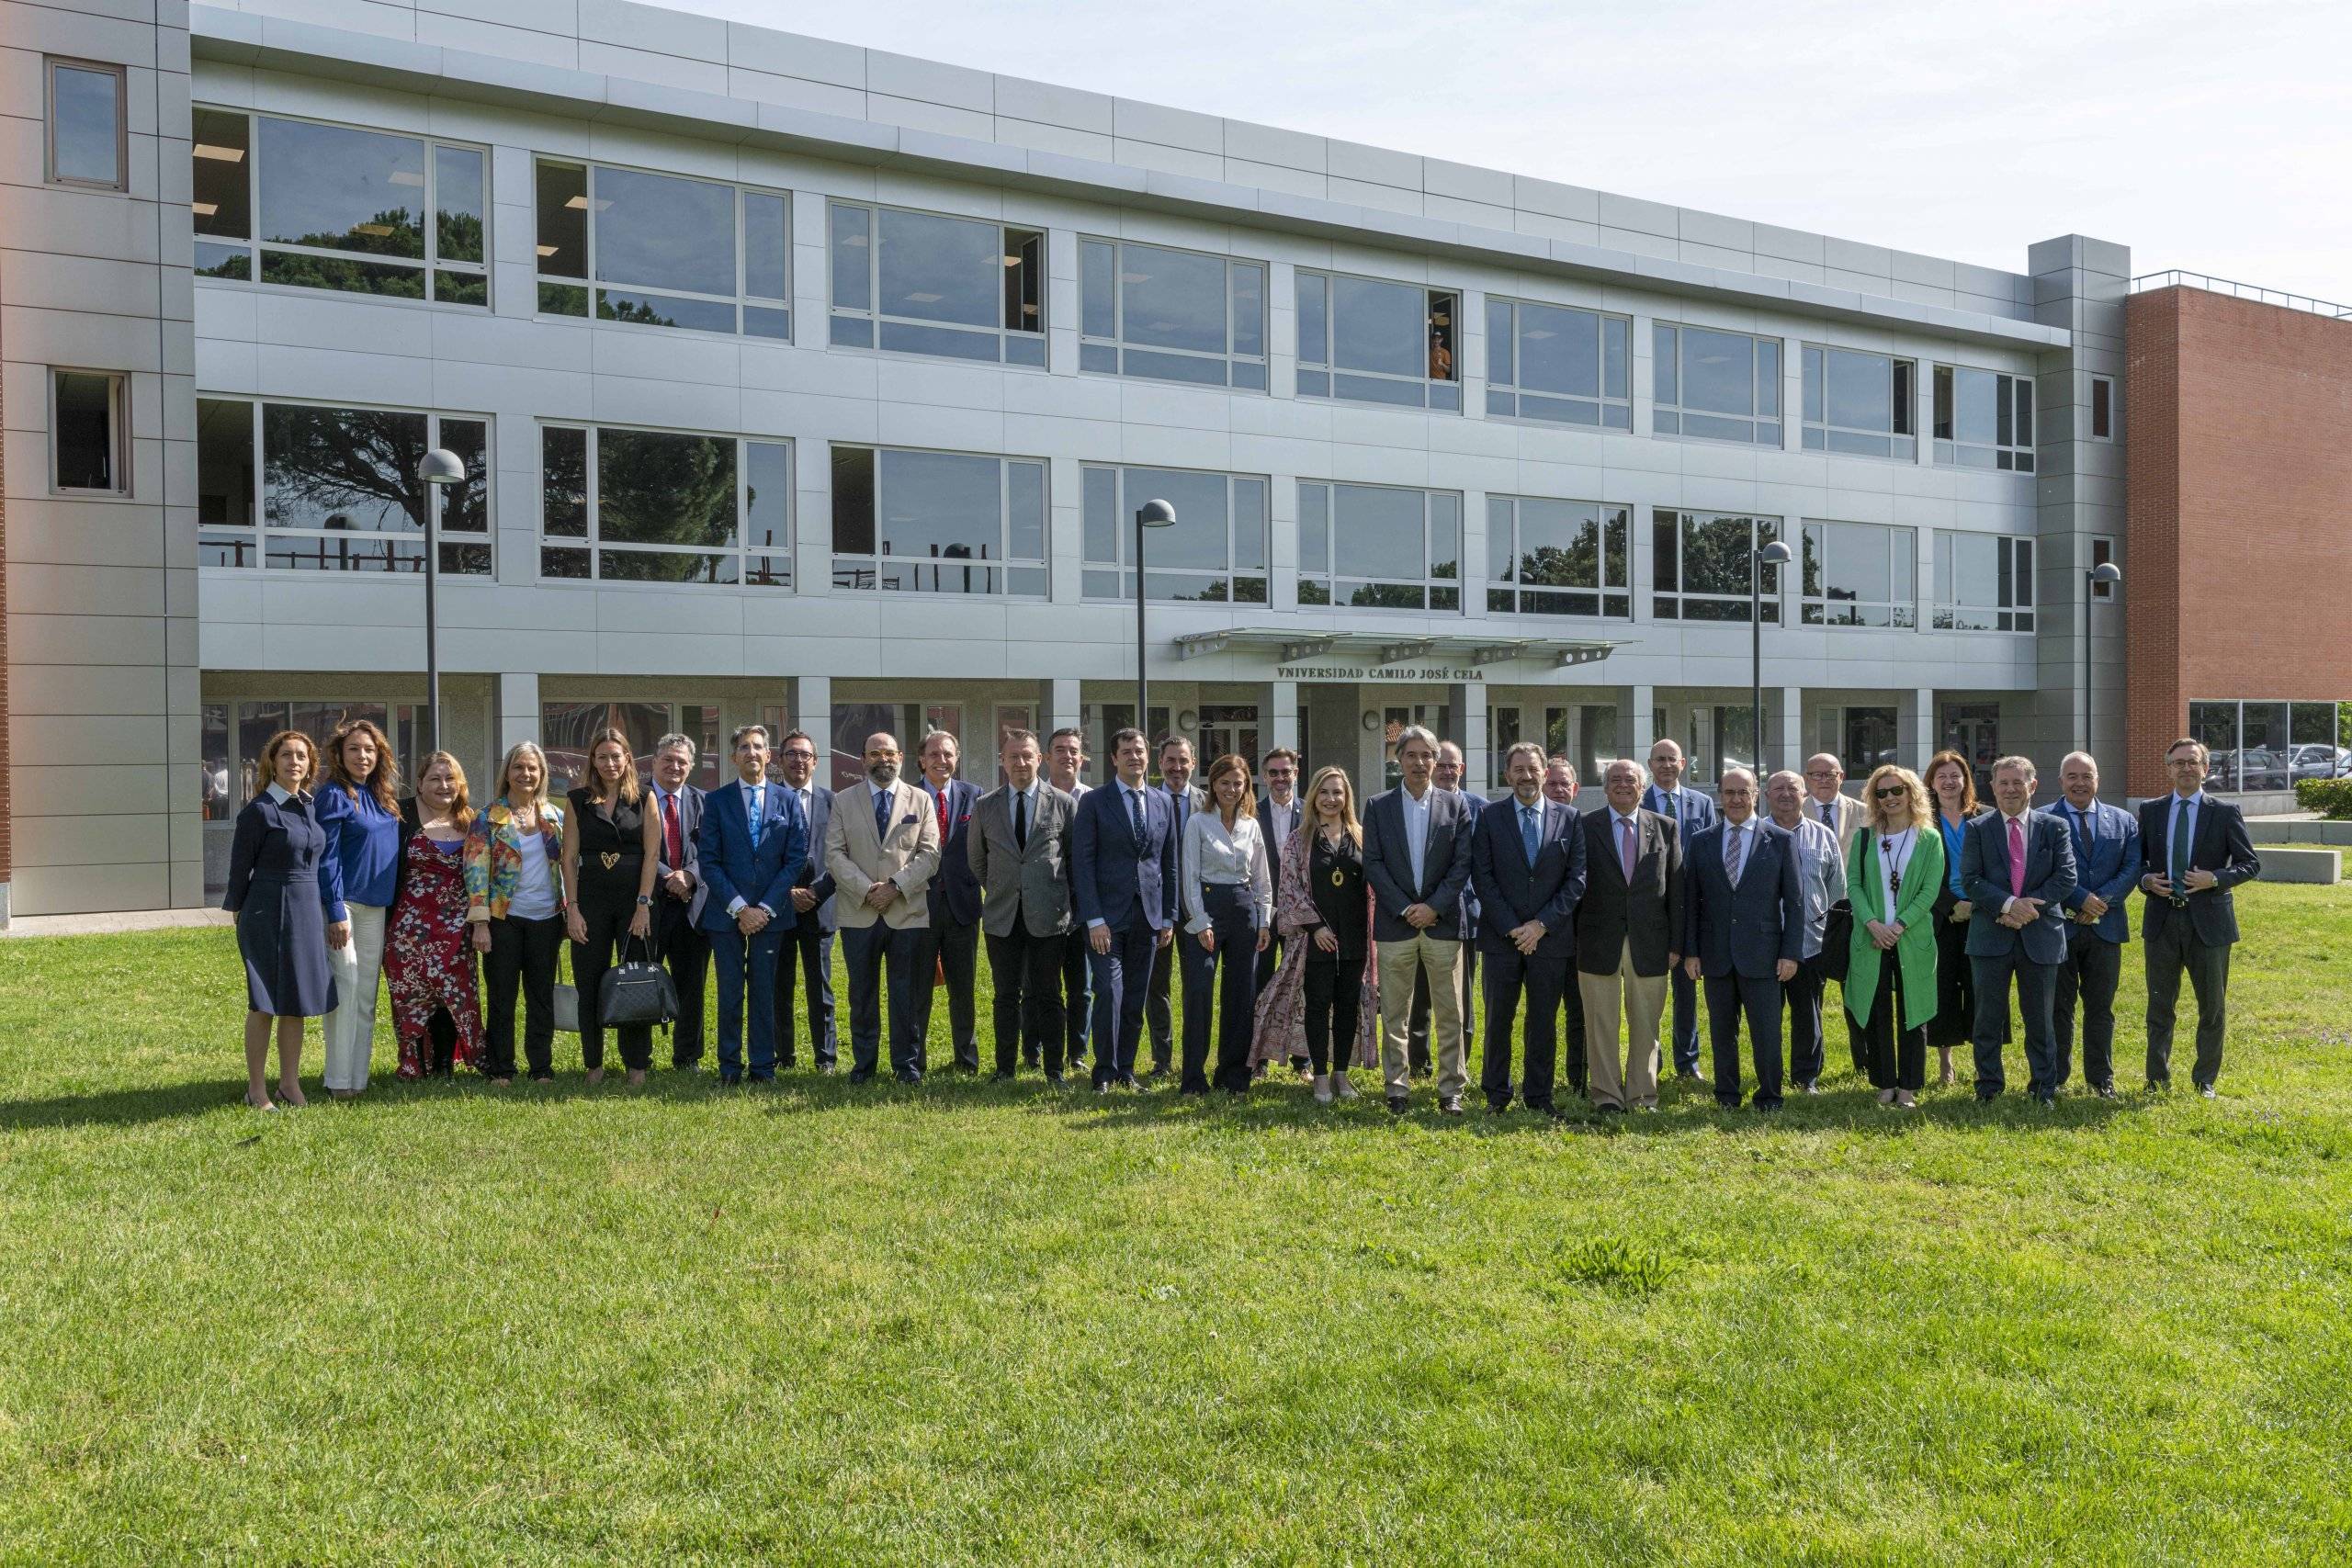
[537,424,788,586]
[535,160,788,339]
[1652,509,1782,622]
[1487,497,1630,618]
[1653,324,1781,446]
[1082,466,1268,603]
[831,446,1047,596]
[830,201,1044,366]
[1296,482,1462,612]
[49,59,126,189]
[1295,271,1460,411]
[1802,346,1916,458]
[1801,520,1916,626]
[1932,531,2033,631]
[1486,299,1631,428]
[1079,238,1268,389]
[1933,365,2034,470]
[51,370,125,494]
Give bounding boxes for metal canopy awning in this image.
[1173,627,1629,669]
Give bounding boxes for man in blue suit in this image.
[2051,751,2140,1098]
[1681,768,1805,1111]
[772,729,838,1072]
[915,730,985,1073]
[1959,755,2079,1103]
[2137,737,2261,1097]
[1363,726,1477,1115]
[695,724,807,1085]
[1470,740,1587,1117]
[1644,738,1717,1088]
[1071,727,1179,1091]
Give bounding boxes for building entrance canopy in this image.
[1174,626,1627,682]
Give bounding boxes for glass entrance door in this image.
[1939,701,2001,796]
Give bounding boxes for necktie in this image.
[2170,798,2192,887]
[662,792,681,868]
[2069,807,2089,870]
[1618,816,1635,882]
[1725,822,1745,885]
[1820,800,1834,827]
[1015,788,1029,850]
[1128,786,1146,849]
[2007,815,2027,898]
[1521,804,1540,867]
[936,786,950,840]
[874,785,891,842]
[747,785,763,849]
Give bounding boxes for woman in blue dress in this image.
[222,729,344,1110]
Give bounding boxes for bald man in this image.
[1803,753,1867,852]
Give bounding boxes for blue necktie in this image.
[747,786,763,848]
[1521,804,1540,866]
[874,786,891,841]
[2069,807,2090,870]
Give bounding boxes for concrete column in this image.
[1627,684,1657,765]
[498,672,540,759]
[1901,687,1935,767]
[1449,683,1488,801]
[1262,680,1299,758]
[798,672,832,786]
[1047,677,1082,742]
[1778,686,1804,776]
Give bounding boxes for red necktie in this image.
[2007,816,2027,898]
[937,786,949,839]
[662,792,682,867]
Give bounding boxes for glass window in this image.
[1651,510,1783,622]
[1653,324,1781,446]
[1295,270,1460,412]
[828,201,1043,365]
[1933,365,2035,470]
[1295,481,1463,612]
[1487,497,1631,618]
[51,370,125,493]
[1079,238,1268,390]
[2090,375,2114,441]
[1485,299,1631,429]
[1801,346,1916,458]
[537,424,789,586]
[1800,521,1917,627]
[197,398,256,566]
[831,446,1047,596]
[205,400,491,574]
[1487,706,1523,790]
[1081,465,1269,604]
[1932,531,2034,631]
[532,159,787,338]
[47,59,124,189]
[2090,536,2117,601]
[539,701,680,792]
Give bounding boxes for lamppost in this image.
[1751,536,1794,773]
[416,447,467,754]
[2084,560,2122,751]
[1135,498,1176,741]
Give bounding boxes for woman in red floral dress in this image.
[384,751,483,1077]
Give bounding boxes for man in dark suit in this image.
[1643,738,1717,1087]
[695,724,807,1086]
[648,735,709,1071]
[1362,726,1477,1115]
[2137,737,2261,1097]
[914,730,984,1074]
[1071,727,1179,1091]
[1681,768,1805,1111]
[2052,750,2141,1098]
[1959,755,2079,1104]
[1470,740,1587,1117]
[1144,736,1205,1079]
[1543,757,1590,1093]
[1254,746,1306,1073]
[1409,740,1481,1079]
[771,729,837,1072]
[1046,727,1092,1076]
[970,728,1078,1082]
[1575,758,1683,1115]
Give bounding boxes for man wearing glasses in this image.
[2137,739,2260,1098]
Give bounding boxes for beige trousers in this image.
[1578,939,1667,1110]
[1377,932,1464,1099]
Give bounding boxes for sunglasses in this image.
[1873,785,1909,799]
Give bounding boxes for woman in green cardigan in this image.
[1846,764,1942,1107]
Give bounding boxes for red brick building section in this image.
[2123,286,2352,798]
[1,318,10,919]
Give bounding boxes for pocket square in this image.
[900,813,920,824]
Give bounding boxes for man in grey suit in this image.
[969,728,1078,1082]
[1362,725,1477,1115]
[772,729,838,1071]
[1145,735,1206,1079]
[648,735,708,1071]
[1681,769,1805,1111]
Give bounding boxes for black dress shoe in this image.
[718,1073,743,1087]
[1121,1073,1144,1092]
[897,1069,923,1085]
[2095,1084,2117,1100]
[1595,1102,1625,1117]
[1386,1096,1408,1115]
[1539,1103,1568,1121]
[1716,1097,1742,1111]
[1046,1073,1066,1087]
[749,1071,775,1084]
[1438,1095,1464,1116]
[847,1069,874,1085]
[1487,1099,1512,1115]
[817,1062,838,1075]
[2197,1082,2217,1099]
[1178,1084,1208,1098]
[989,1069,1015,1082]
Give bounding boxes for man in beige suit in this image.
[1803,753,1868,852]
[968,728,1079,1083]
[825,731,942,1083]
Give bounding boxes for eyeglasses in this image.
[1873,785,1909,799]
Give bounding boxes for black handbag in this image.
[1818,898,1854,985]
[599,931,679,1028]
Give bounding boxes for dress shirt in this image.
[1719,816,1756,884]
[1265,793,1301,844]
[724,781,774,918]
[1610,808,1641,880]
[1778,814,1843,957]
[1399,784,1433,890]
[1182,810,1272,932]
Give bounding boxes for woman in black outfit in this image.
[1254,764,1380,1106]
[1923,748,2000,1088]
[560,728,662,1085]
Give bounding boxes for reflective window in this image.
[1295,481,1462,612]
[538,425,790,586]
[533,161,788,338]
[191,108,487,306]
[831,446,1047,595]
[1485,299,1630,428]
[194,397,489,573]
[47,59,124,188]
[1651,509,1783,622]
[538,701,726,791]
[1802,346,1916,458]
[1487,497,1630,618]
[51,370,126,493]
[1078,239,1267,390]
[1653,324,1781,446]
[1933,532,2033,631]
[829,202,1044,365]
[1081,466,1268,604]
[1800,520,1917,626]
[2090,374,2115,441]
[1295,270,1460,412]
[1933,366,2035,470]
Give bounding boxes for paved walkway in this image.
[2,908,233,939]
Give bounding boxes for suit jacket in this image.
[695,778,807,936]
[1448,787,1483,940]
[650,783,707,924]
[1682,818,1805,978]
[1360,784,1476,945]
[825,777,942,931]
[1642,784,1717,857]
[919,776,984,928]
[1960,808,2078,964]
[1805,791,1868,852]
[780,783,836,932]
[1256,793,1306,895]
[2137,793,2259,947]
[1574,806,1683,977]
[2051,798,2140,945]
[969,783,1077,938]
[1469,795,1586,960]
[1072,779,1179,933]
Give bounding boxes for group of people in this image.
[222,716,2260,1117]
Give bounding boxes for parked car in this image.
[2290,744,2352,780]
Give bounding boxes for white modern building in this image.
[0,0,2130,919]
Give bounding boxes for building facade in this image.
[4,0,2145,919]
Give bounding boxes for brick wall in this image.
[2123,286,2352,798]
[1,310,10,918]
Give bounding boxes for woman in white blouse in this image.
[1181,753,1273,1097]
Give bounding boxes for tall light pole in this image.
[1135,499,1176,743]
[2084,560,2122,752]
[1751,536,1793,773]
[416,447,467,755]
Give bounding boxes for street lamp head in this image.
[1136,499,1177,528]
[417,447,467,486]
[2090,561,2122,586]
[1758,539,1794,566]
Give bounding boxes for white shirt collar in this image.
[2000,806,2030,822]
[1611,807,1641,829]
[266,782,294,804]
[2173,790,2205,807]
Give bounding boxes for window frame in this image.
[1078,236,1268,391]
[1931,364,2036,471]
[1484,296,1632,429]
[1080,463,1271,606]
[2089,374,2115,441]
[828,443,1050,599]
[530,158,790,340]
[1295,479,1464,615]
[1799,519,1917,628]
[45,57,127,191]
[1652,323,1783,446]
[1932,531,2035,632]
[825,198,1045,367]
[535,421,793,590]
[1800,344,1917,459]
[50,367,129,497]
[2090,536,2118,602]
[1294,268,1463,412]
[1650,508,1785,623]
[1486,494,1633,619]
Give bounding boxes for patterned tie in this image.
[747,784,763,849]
[1820,800,1834,827]
[662,791,681,867]
[1521,804,1540,867]
[2007,815,2027,898]
[1128,785,1147,849]
[2170,797,2192,887]
[936,785,949,840]
[1015,787,1030,851]
[1618,816,1636,882]
[874,785,890,842]
[1725,822,1745,886]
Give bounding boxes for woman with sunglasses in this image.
[1844,765,1942,1107]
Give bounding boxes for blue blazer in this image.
[2052,799,2141,944]
[1469,795,1586,960]
[1071,780,1179,933]
[1642,784,1717,851]
[695,778,807,935]
[1960,809,2078,965]
[790,784,837,932]
[1682,819,1805,978]
[921,776,984,928]
[1360,785,1476,945]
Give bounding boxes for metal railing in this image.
[2131,270,2352,320]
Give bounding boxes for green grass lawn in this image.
[4,886,2351,1564]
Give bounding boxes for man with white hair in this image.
[1765,769,1846,1093]
[1958,755,2077,1103]
[2052,751,2141,1098]
[1361,726,1477,1114]
[1803,752,1867,851]
[1574,758,1683,1114]
[1680,768,1804,1110]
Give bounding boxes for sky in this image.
[684,0,2352,301]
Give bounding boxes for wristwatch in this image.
[636,894,653,908]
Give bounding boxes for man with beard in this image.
[823,732,942,1083]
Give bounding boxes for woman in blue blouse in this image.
[315,718,403,1099]
[222,730,343,1110]
[1923,749,1998,1088]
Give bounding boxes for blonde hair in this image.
[583,727,643,807]
[1306,764,1362,848]
[251,729,316,799]
[416,750,476,831]
[1863,764,1932,833]
[498,740,552,814]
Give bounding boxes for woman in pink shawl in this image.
[1252,765,1380,1100]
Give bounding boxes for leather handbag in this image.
[599,932,679,1029]
[1818,898,1854,984]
